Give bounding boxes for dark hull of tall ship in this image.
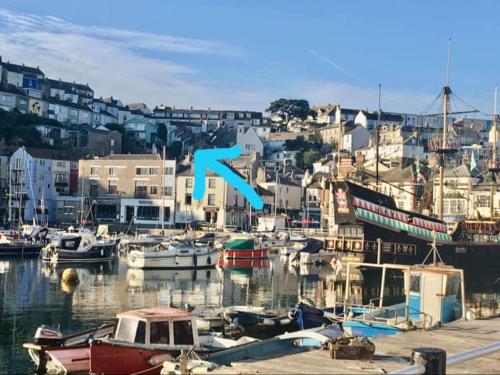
[359,221,499,270]
[0,243,43,257]
[327,180,499,273]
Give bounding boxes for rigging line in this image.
[419,90,442,116]
[360,170,419,197]
[453,91,484,113]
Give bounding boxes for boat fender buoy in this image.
[207,256,211,265]
[61,268,79,284]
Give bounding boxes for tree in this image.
[303,150,322,170]
[166,141,183,160]
[157,124,167,143]
[266,98,311,121]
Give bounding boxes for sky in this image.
[0,1,499,114]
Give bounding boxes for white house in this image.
[342,124,370,153]
[236,125,264,156]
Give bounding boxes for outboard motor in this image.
[34,325,64,346]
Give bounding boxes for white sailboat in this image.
[127,240,222,269]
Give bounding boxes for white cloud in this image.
[0,8,455,114]
[0,8,269,110]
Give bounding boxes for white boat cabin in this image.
[112,307,198,348]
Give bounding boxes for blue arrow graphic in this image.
[193,145,263,210]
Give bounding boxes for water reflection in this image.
[0,256,497,374]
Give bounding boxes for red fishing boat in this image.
[223,238,269,260]
[25,307,234,375]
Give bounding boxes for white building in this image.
[236,125,264,156]
[8,147,72,225]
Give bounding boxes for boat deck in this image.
[213,317,500,374]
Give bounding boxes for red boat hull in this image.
[90,341,176,375]
[223,247,269,259]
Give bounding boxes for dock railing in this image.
[391,341,500,374]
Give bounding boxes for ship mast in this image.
[438,39,452,220]
[489,87,498,219]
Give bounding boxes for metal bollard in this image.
[411,347,446,375]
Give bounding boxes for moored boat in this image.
[127,240,222,269]
[41,228,116,264]
[223,238,268,260]
[0,227,48,258]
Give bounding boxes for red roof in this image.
[117,307,192,320]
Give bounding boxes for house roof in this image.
[47,97,92,111]
[267,132,300,142]
[100,154,160,161]
[42,78,93,93]
[1,60,44,76]
[361,111,403,122]
[23,147,85,161]
[256,185,274,196]
[443,165,472,178]
[177,161,245,179]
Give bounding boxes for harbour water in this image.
[0,257,497,374]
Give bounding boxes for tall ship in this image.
[318,42,499,272]
[320,179,498,270]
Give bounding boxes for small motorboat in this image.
[23,323,115,374]
[127,240,222,269]
[41,228,116,264]
[0,227,48,258]
[222,306,293,338]
[25,307,249,375]
[223,238,269,260]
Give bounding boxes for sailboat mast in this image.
[376,83,381,192]
[8,160,12,226]
[161,145,166,233]
[493,86,498,167]
[438,39,451,220]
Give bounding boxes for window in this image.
[149,167,159,176]
[173,321,194,345]
[89,182,99,197]
[475,195,490,208]
[90,167,100,176]
[163,207,171,222]
[150,321,169,345]
[164,186,173,196]
[108,167,118,176]
[164,167,174,175]
[185,178,193,188]
[136,167,148,175]
[136,206,159,220]
[208,178,216,188]
[135,184,147,197]
[108,182,118,195]
[410,275,421,293]
[207,193,216,205]
[185,193,192,205]
[150,186,158,195]
[115,317,140,343]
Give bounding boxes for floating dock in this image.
[213,318,500,374]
